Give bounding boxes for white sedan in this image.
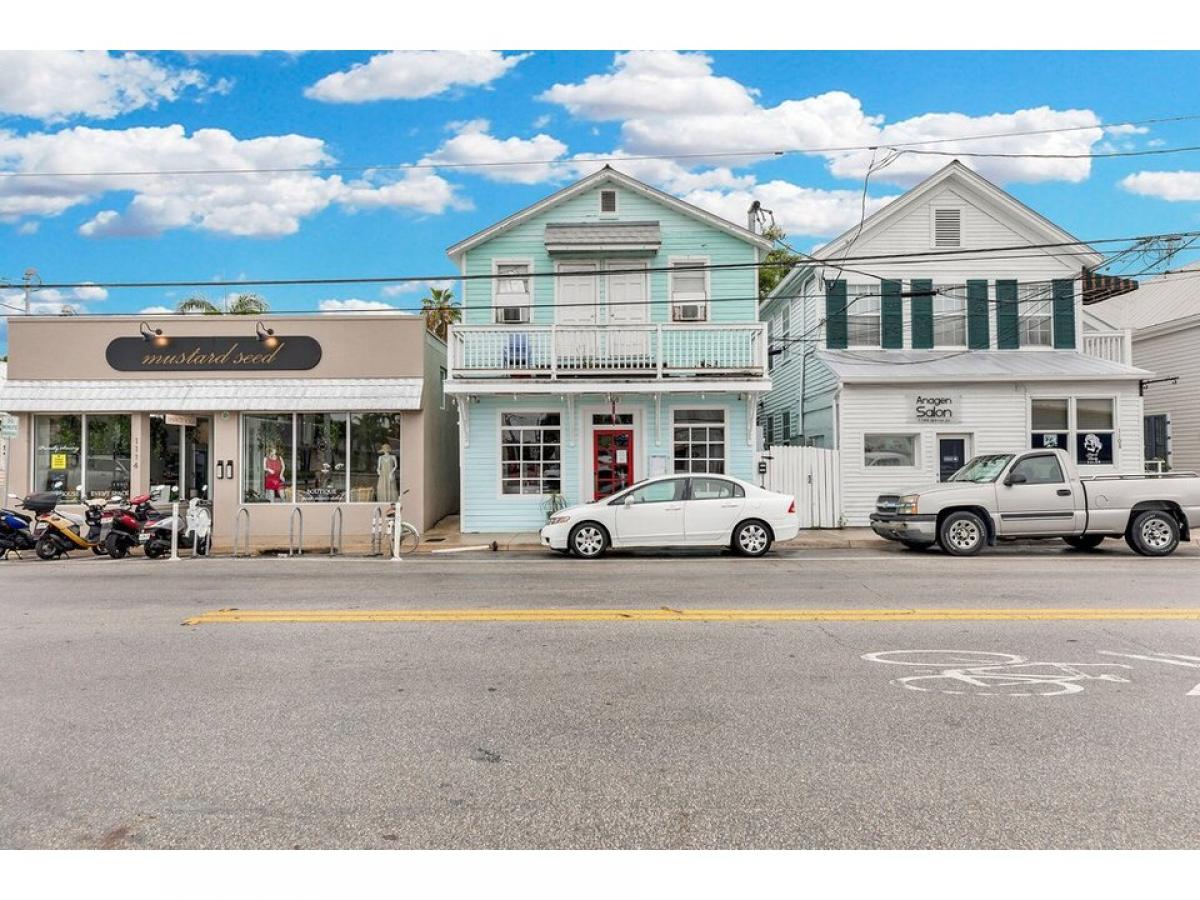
[539,474,800,559]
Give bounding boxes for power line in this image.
[899,143,1200,161]
[2,113,1198,180]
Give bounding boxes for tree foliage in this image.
[758,225,803,300]
[176,293,270,315]
[420,287,460,340]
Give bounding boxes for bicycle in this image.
[384,488,421,556]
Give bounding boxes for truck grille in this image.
[876,495,900,514]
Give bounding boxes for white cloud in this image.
[16,221,38,235]
[0,125,466,237]
[305,51,529,103]
[422,119,567,184]
[1,285,107,315]
[381,279,456,297]
[318,299,404,312]
[569,153,754,194]
[543,51,1106,188]
[0,51,212,123]
[139,305,175,314]
[532,114,552,130]
[682,180,899,239]
[1120,170,1200,202]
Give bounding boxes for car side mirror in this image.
[1004,472,1027,486]
[623,495,634,508]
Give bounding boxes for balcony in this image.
[447,323,768,380]
[1082,330,1133,366]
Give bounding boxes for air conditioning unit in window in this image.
[673,303,704,322]
[498,306,529,324]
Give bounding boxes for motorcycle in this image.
[1,495,38,559]
[144,497,212,559]
[103,492,168,559]
[24,491,114,560]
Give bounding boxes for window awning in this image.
[544,221,661,253]
[0,378,424,412]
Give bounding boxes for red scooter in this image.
[103,493,166,559]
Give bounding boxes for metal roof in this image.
[816,349,1150,383]
[0,378,425,412]
[544,221,661,251]
[1089,261,1200,332]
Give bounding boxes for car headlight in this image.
[548,513,572,525]
[896,494,920,515]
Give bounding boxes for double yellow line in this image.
[184,607,1200,625]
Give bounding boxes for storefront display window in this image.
[84,415,131,499]
[500,413,561,495]
[1029,398,1115,466]
[1030,398,1069,452]
[673,409,725,474]
[243,413,294,503]
[296,413,347,502]
[864,434,918,467]
[33,414,83,502]
[349,414,403,503]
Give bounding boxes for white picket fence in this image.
[761,445,843,529]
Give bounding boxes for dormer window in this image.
[932,207,962,248]
[599,189,618,215]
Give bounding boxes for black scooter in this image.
[1,494,38,559]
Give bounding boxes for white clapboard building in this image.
[760,161,1147,525]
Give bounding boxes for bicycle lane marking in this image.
[862,650,1134,697]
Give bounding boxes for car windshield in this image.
[949,454,1014,483]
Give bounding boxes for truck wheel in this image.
[1063,535,1105,551]
[938,511,986,556]
[1127,510,1179,557]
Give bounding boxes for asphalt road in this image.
[3,544,1200,849]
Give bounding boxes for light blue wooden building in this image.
[444,167,774,532]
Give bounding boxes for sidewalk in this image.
[416,516,888,553]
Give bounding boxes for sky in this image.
[3,49,1200,353]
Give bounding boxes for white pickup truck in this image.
[869,448,1200,556]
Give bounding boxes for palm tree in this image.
[176,293,270,315]
[420,287,460,340]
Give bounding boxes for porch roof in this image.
[444,378,771,395]
[544,221,661,252]
[0,377,425,412]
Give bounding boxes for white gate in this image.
[761,445,842,529]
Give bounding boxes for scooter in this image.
[103,492,168,559]
[1,495,38,559]
[144,497,212,559]
[24,491,112,560]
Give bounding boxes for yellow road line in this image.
[183,607,1200,625]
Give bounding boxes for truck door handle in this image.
[1056,489,1071,496]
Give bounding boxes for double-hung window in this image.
[500,413,561,495]
[846,284,881,347]
[1018,283,1053,347]
[932,288,967,346]
[495,262,532,324]
[673,409,725,474]
[670,261,708,322]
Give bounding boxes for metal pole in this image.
[391,507,402,561]
[169,501,181,561]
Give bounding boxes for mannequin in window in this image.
[263,446,286,502]
[376,442,398,502]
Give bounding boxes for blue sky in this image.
[3,49,1200,352]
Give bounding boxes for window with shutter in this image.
[932,208,962,248]
[600,189,617,214]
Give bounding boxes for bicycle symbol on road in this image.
[861,650,1133,697]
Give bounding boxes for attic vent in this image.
[600,189,617,214]
[933,208,962,248]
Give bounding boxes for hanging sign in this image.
[106,336,322,372]
[165,414,198,427]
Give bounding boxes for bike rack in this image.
[288,507,304,557]
[369,505,385,556]
[232,507,251,558]
[328,506,343,556]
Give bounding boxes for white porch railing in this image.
[1082,330,1133,365]
[447,323,768,379]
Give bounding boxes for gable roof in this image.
[446,166,773,262]
[766,160,1103,303]
[1089,260,1200,334]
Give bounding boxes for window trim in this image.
[1017,282,1054,350]
[599,188,618,216]
[668,255,710,323]
[496,409,563,500]
[863,432,922,470]
[931,287,968,349]
[671,405,728,475]
[930,205,964,249]
[1027,395,1119,467]
[846,284,882,348]
[491,257,534,324]
[30,412,135,503]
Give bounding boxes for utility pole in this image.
[22,268,40,315]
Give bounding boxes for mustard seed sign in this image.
[105,336,322,372]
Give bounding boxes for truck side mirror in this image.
[1004,472,1027,486]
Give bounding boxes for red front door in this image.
[594,429,634,500]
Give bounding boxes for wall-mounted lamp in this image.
[255,320,278,348]
[139,321,169,347]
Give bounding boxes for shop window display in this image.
[243,413,294,503]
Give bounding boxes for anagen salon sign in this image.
[105,336,322,372]
[911,394,959,423]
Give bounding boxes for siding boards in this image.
[1133,324,1200,473]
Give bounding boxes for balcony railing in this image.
[447,323,768,379]
[1082,330,1132,366]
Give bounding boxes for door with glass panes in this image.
[149,415,212,503]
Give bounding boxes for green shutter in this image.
[881,279,903,348]
[910,279,934,349]
[967,280,990,349]
[825,280,847,349]
[1052,278,1076,349]
[996,279,1019,349]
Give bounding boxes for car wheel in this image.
[35,536,60,561]
[569,522,609,559]
[1063,535,1105,551]
[938,511,986,557]
[732,520,772,557]
[1128,510,1179,557]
